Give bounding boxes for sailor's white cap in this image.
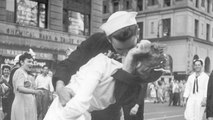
[100,11,137,36]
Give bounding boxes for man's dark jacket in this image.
[207,70,213,118]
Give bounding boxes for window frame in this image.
[15,0,48,28]
[162,18,171,37]
[64,10,90,36]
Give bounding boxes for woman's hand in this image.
[122,40,151,73]
[201,98,207,107]
[130,104,139,115]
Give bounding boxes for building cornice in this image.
[147,36,213,46]
[137,5,213,19]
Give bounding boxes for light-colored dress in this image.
[183,72,209,120]
[11,68,37,120]
[44,53,122,120]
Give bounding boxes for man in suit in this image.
[53,11,162,120]
[207,71,213,120]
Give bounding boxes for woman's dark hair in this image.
[193,59,203,66]
[108,24,138,42]
[2,65,11,71]
[19,52,33,63]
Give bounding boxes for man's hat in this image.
[100,11,137,36]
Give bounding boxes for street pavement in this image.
[144,102,185,120]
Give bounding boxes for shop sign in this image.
[0,22,86,45]
[4,58,47,67]
[0,48,54,60]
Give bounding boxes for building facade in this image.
[0,0,103,69]
[103,0,213,80]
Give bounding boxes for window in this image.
[201,0,205,7]
[207,0,210,13]
[103,5,107,13]
[138,22,143,39]
[202,24,204,35]
[164,0,171,7]
[126,1,130,9]
[194,19,199,38]
[151,22,154,34]
[113,2,119,12]
[212,2,213,12]
[195,0,199,8]
[16,0,47,28]
[137,0,143,11]
[123,0,131,10]
[212,28,213,38]
[103,1,108,14]
[66,11,90,36]
[206,24,210,41]
[148,0,158,6]
[162,18,171,37]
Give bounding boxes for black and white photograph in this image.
[0,0,212,120]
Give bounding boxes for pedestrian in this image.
[183,59,209,120]
[0,65,11,120]
[168,79,173,106]
[44,40,166,120]
[150,83,157,103]
[206,70,213,120]
[179,80,186,106]
[173,80,180,106]
[122,84,147,120]
[5,54,22,120]
[52,11,162,120]
[157,81,164,103]
[35,65,54,120]
[11,52,44,120]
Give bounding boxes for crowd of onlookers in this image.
[147,79,186,106]
[0,52,55,120]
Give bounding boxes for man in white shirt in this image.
[35,65,54,120]
[183,59,209,120]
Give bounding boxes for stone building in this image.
[0,0,102,69]
[103,0,213,80]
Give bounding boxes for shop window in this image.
[162,18,171,37]
[148,0,158,6]
[65,10,90,36]
[194,19,199,38]
[137,0,143,11]
[164,0,171,7]
[15,0,48,28]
